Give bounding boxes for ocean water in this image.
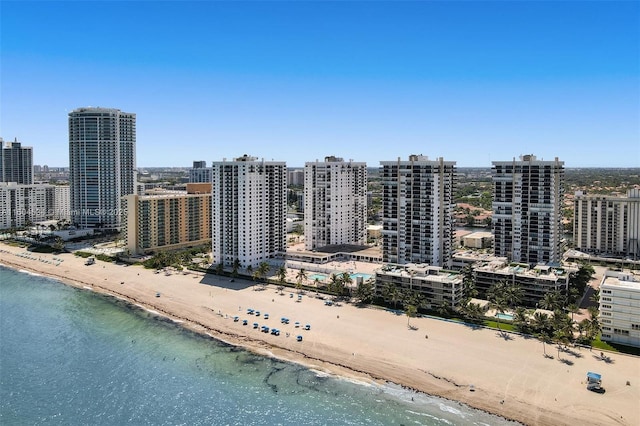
[0,266,519,426]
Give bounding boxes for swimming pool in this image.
[495,312,514,321]
[308,274,327,281]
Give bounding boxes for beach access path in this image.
[1,244,638,426]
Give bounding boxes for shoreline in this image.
[1,244,638,426]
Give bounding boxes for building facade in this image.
[53,185,70,221]
[380,155,456,267]
[189,160,212,183]
[573,189,640,259]
[68,107,136,229]
[600,270,640,348]
[0,182,55,229]
[211,155,287,269]
[122,184,212,255]
[1,138,33,184]
[304,156,367,250]
[472,257,571,307]
[492,154,565,266]
[375,263,464,309]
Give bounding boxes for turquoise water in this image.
[0,265,520,426]
[308,273,326,281]
[495,313,514,321]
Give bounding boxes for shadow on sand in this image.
[593,353,615,364]
[199,274,254,291]
[496,331,514,341]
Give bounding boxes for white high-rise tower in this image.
[304,156,367,251]
[211,155,287,269]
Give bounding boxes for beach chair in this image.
[296,335,303,342]
[304,324,311,330]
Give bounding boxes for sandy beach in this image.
[1,244,639,426]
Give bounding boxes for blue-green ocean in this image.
[0,266,519,426]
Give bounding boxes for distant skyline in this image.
[1,1,638,168]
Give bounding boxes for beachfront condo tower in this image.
[380,155,457,267]
[1,138,33,184]
[304,156,367,251]
[492,154,565,266]
[573,189,640,260]
[211,155,287,269]
[68,107,137,230]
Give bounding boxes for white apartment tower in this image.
[492,154,565,265]
[574,189,640,259]
[211,155,287,269]
[304,156,367,250]
[380,155,456,267]
[1,138,33,184]
[68,107,136,229]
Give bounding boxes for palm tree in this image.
[486,282,508,331]
[354,279,374,305]
[257,262,270,289]
[296,268,307,293]
[277,266,287,286]
[504,283,524,310]
[382,283,402,310]
[566,303,580,323]
[340,272,353,295]
[539,290,563,311]
[231,259,241,278]
[215,263,224,275]
[585,306,601,341]
[251,270,260,290]
[464,302,485,322]
[405,304,417,328]
[531,312,551,336]
[512,306,530,333]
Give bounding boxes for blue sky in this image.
[1,1,638,168]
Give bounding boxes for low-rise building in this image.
[599,270,640,348]
[462,231,493,249]
[473,259,571,307]
[375,263,464,309]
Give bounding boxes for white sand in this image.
[2,244,639,426]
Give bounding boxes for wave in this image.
[19,269,42,277]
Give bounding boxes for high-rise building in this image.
[380,155,456,267]
[211,155,287,269]
[189,160,212,183]
[0,182,55,229]
[304,156,367,251]
[53,185,71,221]
[492,154,565,265]
[68,107,136,229]
[288,169,304,186]
[1,138,33,184]
[573,189,640,259]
